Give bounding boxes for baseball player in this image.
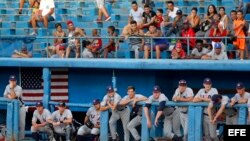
[144,85,182,141]
[207,94,229,141]
[229,82,250,125]
[119,86,147,141]
[3,75,26,139]
[48,102,73,141]
[248,98,250,124]
[172,80,194,141]
[193,78,219,141]
[31,102,54,141]
[77,99,101,141]
[100,86,130,141]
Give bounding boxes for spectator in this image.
[196,4,217,38]
[141,4,156,29]
[227,10,237,40]
[219,7,229,30]
[103,26,118,58]
[144,24,168,59]
[65,20,85,58]
[30,0,55,36]
[18,0,33,14]
[209,21,227,52]
[171,42,186,59]
[50,45,66,58]
[233,10,246,60]
[82,41,94,58]
[154,9,164,29]
[201,43,228,60]
[12,46,32,58]
[129,1,144,24]
[90,29,102,56]
[186,7,200,32]
[181,20,196,51]
[165,1,179,20]
[95,0,111,22]
[190,40,209,59]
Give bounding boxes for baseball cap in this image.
[236,82,245,89]
[107,86,114,93]
[203,78,212,84]
[36,101,43,107]
[67,20,74,26]
[179,79,187,86]
[175,43,182,48]
[211,94,222,104]
[59,45,65,50]
[93,99,101,105]
[153,85,161,93]
[214,43,221,49]
[176,9,182,15]
[9,75,17,81]
[58,101,66,107]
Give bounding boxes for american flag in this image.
[21,68,69,102]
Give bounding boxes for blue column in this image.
[13,100,19,141]
[6,102,13,141]
[42,68,51,109]
[188,106,195,141]
[194,106,203,141]
[100,111,109,141]
[141,106,149,141]
[149,105,156,138]
[238,106,247,124]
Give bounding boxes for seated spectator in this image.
[95,0,111,22]
[103,26,118,58]
[190,40,209,59]
[171,42,186,59]
[18,0,33,14]
[142,0,155,7]
[12,46,32,58]
[30,0,55,36]
[129,1,144,24]
[201,43,228,60]
[209,21,227,52]
[219,7,229,30]
[144,24,168,59]
[82,41,94,58]
[154,9,164,29]
[165,1,179,20]
[65,20,86,58]
[90,29,102,56]
[181,20,196,51]
[50,45,66,58]
[141,4,156,29]
[186,7,200,32]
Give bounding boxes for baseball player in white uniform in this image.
[100,86,130,141]
[77,99,101,141]
[248,98,250,124]
[119,86,147,141]
[48,102,73,141]
[207,94,229,141]
[3,75,26,139]
[229,82,250,125]
[144,85,183,141]
[172,80,194,141]
[193,78,219,141]
[31,102,54,141]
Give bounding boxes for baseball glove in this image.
[85,119,94,129]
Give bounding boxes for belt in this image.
[117,107,127,111]
[203,113,209,116]
[181,111,187,114]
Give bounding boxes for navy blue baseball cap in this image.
[214,43,222,49]
[36,101,43,107]
[106,86,114,93]
[236,82,245,89]
[58,101,66,107]
[179,79,187,86]
[9,75,17,81]
[211,94,222,104]
[153,85,161,92]
[176,9,182,15]
[203,78,212,84]
[93,99,101,105]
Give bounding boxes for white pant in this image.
[77,125,99,135]
[19,106,26,139]
[96,0,105,8]
[131,44,142,59]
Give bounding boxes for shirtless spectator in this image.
[171,42,186,59]
[65,20,85,58]
[18,0,33,14]
[190,40,209,59]
[202,43,228,60]
[103,26,118,58]
[141,5,156,29]
[12,46,32,58]
[30,0,55,36]
[186,7,200,32]
[95,0,111,22]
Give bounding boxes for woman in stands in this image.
[218,7,229,30]
[186,7,200,32]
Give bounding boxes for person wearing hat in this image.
[3,75,26,139]
[100,86,129,141]
[172,80,194,141]
[193,78,219,141]
[12,46,32,58]
[229,82,250,124]
[201,42,228,60]
[31,102,54,141]
[65,20,86,58]
[48,101,73,141]
[119,86,147,141]
[50,45,66,58]
[171,42,186,59]
[77,99,101,141]
[144,85,182,141]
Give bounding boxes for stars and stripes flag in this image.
[21,68,69,102]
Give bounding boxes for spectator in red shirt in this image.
[171,42,186,59]
[154,9,164,29]
[209,21,227,52]
[91,29,102,56]
[181,20,196,52]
